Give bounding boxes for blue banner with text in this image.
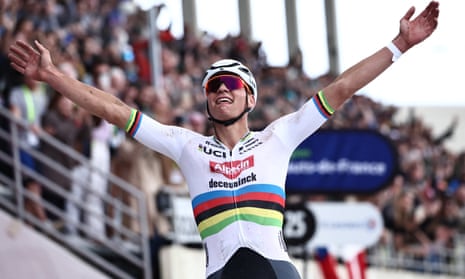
[286,130,398,194]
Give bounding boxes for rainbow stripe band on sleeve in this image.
[125,109,142,136]
[313,90,334,119]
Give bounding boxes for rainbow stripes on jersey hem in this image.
[192,184,285,239]
[125,109,142,136]
[313,91,334,118]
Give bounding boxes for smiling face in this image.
[206,78,255,122]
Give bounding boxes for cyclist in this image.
[8,2,439,278]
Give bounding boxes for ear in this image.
[247,92,256,110]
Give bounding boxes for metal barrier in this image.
[155,185,465,277]
[3,100,462,278]
[0,106,152,279]
[366,231,465,276]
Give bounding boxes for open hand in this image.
[8,40,54,82]
[397,1,439,51]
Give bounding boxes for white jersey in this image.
[126,91,334,277]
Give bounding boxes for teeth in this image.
[217,97,232,104]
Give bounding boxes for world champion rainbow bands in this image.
[192,184,285,239]
[125,109,142,136]
[313,90,334,119]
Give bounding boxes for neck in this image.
[213,119,249,150]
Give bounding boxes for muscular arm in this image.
[8,40,131,129]
[323,1,439,110]
[322,45,394,110]
[45,66,131,129]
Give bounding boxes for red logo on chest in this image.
[209,156,254,179]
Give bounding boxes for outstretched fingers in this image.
[427,3,440,28]
[8,40,47,79]
[402,6,416,22]
[419,1,439,24]
[420,1,440,19]
[13,40,39,59]
[8,61,24,75]
[418,1,439,31]
[8,41,37,71]
[34,40,47,52]
[8,45,27,74]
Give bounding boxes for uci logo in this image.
[198,144,227,158]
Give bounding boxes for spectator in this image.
[7,2,440,278]
[9,74,49,222]
[40,93,80,221]
[390,189,430,258]
[452,181,465,233]
[3,0,465,276]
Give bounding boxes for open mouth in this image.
[216,97,233,104]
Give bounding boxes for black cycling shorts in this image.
[207,248,301,279]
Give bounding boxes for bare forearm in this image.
[323,46,394,110]
[45,66,131,129]
[336,35,412,92]
[322,0,440,110]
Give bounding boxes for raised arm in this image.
[8,40,132,129]
[322,1,439,110]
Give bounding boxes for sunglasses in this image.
[205,74,245,93]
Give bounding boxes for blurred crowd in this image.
[1,0,465,269]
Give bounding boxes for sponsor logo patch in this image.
[198,143,227,158]
[209,156,254,179]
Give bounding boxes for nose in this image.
[213,83,230,94]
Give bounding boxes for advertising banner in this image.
[286,129,398,194]
[283,202,383,253]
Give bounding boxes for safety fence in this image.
[0,106,152,279]
[366,237,465,277]
[2,103,464,278]
[156,187,465,278]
